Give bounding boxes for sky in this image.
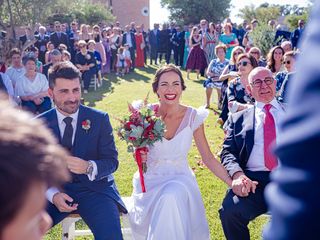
[150,0,311,26]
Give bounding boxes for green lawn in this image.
[45,64,268,240]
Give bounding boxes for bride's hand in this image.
[133,150,148,163]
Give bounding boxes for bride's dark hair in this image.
[152,64,187,93]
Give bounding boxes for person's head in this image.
[118,46,124,54]
[237,53,258,77]
[230,46,245,65]
[251,19,258,29]
[152,64,186,105]
[200,19,207,29]
[130,21,136,29]
[216,23,222,33]
[0,99,69,240]
[298,19,305,28]
[39,26,46,35]
[268,20,276,28]
[153,23,158,29]
[115,21,120,27]
[162,23,168,30]
[170,22,175,28]
[9,48,22,67]
[125,25,130,32]
[28,46,39,59]
[249,47,262,62]
[136,25,142,33]
[208,22,216,34]
[25,26,32,36]
[50,49,62,64]
[223,23,232,34]
[48,62,81,115]
[80,24,88,34]
[247,67,276,103]
[92,25,100,33]
[71,21,78,31]
[283,50,299,72]
[58,44,68,51]
[242,20,248,29]
[281,41,292,53]
[61,23,67,33]
[47,41,54,51]
[215,44,227,60]
[191,26,199,36]
[22,54,37,73]
[267,46,284,73]
[54,21,61,32]
[78,40,87,52]
[61,50,71,62]
[87,40,96,51]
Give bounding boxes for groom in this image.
[39,61,127,239]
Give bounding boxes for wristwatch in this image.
[86,161,94,175]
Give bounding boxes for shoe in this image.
[205,104,210,109]
[83,89,88,94]
[216,118,224,126]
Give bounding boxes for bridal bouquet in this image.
[116,96,165,192]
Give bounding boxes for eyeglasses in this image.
[283,60,291,65]
[251,77,274,88]
[237,61,251,67]
[79,45,85,48]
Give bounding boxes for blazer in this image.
[50,31,69,49]
[122,32,136,50]
[34,34,50,53]
[220,106,255,177]
[39,105,127,213]
[149,29,160,47]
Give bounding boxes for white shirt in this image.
[5,66,25,87]
[125,32,133,48]
[46,108,98,203]
[0,72,14,97]
[15,72,48,97]
[246,99,285,171]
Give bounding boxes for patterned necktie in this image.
[263,104,278,170]
[62,117,73,151]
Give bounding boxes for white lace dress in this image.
[127,107,211,240]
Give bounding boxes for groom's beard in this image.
[54,99,80,115]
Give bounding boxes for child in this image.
[116,47,126,76]
[45,42,54,64]
[124,44,131,74]
[88,40,102,86]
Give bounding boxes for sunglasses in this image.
[251,77,274,88]
[234,51,242,56]
[79,45,86,48]
[237,61,251,67]
[283,60,291,64]
[250,51,259,55]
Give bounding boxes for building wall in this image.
[106,0,150,29]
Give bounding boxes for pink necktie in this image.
[263,104,278,170]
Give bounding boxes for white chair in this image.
[61,197,132,240]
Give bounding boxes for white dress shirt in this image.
[46,108,98,203]
[126,32,133,48]
[246,99,285,171]
[5,66,25,87]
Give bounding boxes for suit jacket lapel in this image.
[47,110,62,144]
[72,105,87,158]
[244,106,255,158]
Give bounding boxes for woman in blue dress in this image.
[219,23,239,60]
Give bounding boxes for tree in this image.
[160,0,231,25]
[237,4,280,24]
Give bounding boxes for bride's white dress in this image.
[127,107,211,240]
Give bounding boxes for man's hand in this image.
[232,172,258,197]
[52,193,78,213]
[66,156,89,174]
[33,97,43,105]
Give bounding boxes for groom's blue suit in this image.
[39,105,127,240]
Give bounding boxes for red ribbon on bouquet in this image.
[135,147,148,193]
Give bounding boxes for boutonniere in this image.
[82,119,91,132]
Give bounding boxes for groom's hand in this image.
[66,156,89,174]
[232,172,258,197]
[52,193,78,212]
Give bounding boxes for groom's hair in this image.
[48,61,81,89]
[152,64,187,93]
[0,98,69,234]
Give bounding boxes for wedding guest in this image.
[280,41,293,53]
[110,27,122,71]
[186,27,207,80]
[92,25,106,74]
[183,24,193,68]
[79,24,92,43]
[15,54,51,114]
[203,44,229,109]
[0,99,69,240]
[128,64,232,239]
[264,3,320,238]
[122,25,136,70]
[88,40,102,86]
[203,22,219,63]
[26,46,43,73]
[249,47,266,67]
[43,49,62,78]
[219,23,239,60]
[101,28,112,74]
[267,46,285,76]
[115,47,126,76]
[19,26,36,49]
[275,50,297,92]
[0,71,14,101]
[134,25,145,67]
[6,48,25,88]
[220,67,285,240]
[166,22,177,64]
[45,41,55,64]
[171,25,185,66]
[50,21,68,49]
[290,19,305,49]
[41,61,127,240]
[75,40,96,94]
[158,23,170,64]
[34,26,49,64]
[68,21,80,62]
[149,23,160,65]
[61,50,71,62]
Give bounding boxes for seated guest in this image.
[15,54,51,114]
[0,99,69,240]
[227,53,257,114]
[5,48,25,88]
[280,41,293,53]
[43,49,62,78]
[203,44,229,109]
[249,47,266,67]
[75,40,96,93]
[45,41,55,64]
[0,72,15,103]
[267,46,285,76]
[275,50,298,92]
[219,67,285,240]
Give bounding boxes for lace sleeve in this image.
[191,106,209,131]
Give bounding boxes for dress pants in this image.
[47,182,123,240]
[219,171,270,240]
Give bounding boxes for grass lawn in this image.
[45,64,268,240]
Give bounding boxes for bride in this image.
[127,64,233,240]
